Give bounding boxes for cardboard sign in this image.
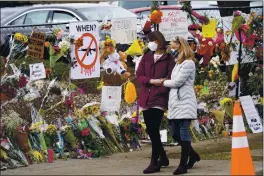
[202,19,217,38]
[101,86,122,112]
[69,21,100,79]
[159,10,188,41]
[240,95,263,133]
[111,17,137,44]
[29,62,46,81]
[27,31,45,59]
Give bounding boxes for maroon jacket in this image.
[136,51,175,110]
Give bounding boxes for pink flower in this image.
[78,88,85,94]
[256,67,260,71]
[131,117,137,124]
[53,45,61,54]
[87,152,93,157]
[234,10,242,16]
[57,30,64,40]
[72,92,77,97]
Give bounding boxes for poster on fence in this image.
[101,86,122,112]
[111,17,137,44]
[240,95,263,133]
[27,31,45,59]
[159,10,188,41]
[202,19,217,38]
[69,21,100,79]
[29,62,46,81]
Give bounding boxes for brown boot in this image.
[143,157,161,174]
[158,150,169,167]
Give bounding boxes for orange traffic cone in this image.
[230,101,255,175]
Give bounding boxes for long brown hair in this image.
[174,36,196,64]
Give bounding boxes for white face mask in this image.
[148,42,158,51]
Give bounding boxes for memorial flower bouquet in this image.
[9,33,28,60]
[97,115,124,152]
[60,125,78,150]
[220,98,234,118]
[29,121,47,154]
[49,29,73,68]
[0,75,19,100]
[0,138,29,168]
[1,110,24,137]
[44,124,57,148]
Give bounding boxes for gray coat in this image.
[163,59,197,120]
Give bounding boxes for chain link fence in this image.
[0,6,262,94]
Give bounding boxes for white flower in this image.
[248,72,253,76]
[58,40,71,50]
[202,38,206,42]
[24,93,37,102]
[208,41,213,46]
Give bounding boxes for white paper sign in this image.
[160,129,168,143]
[29,62,46,81]
[159,10,188,41]
[69,21,100,79]
[111,17,137,44]
[101,86,122,112]
[240,95,263,133]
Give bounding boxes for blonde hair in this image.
[174,36,196,64]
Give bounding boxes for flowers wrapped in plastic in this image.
[29,121,47,154]
[60,125,78,150]
[220,98,233,118]
[0,138,28,168]
[44,124,57,148]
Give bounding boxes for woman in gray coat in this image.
[161,36,200,175]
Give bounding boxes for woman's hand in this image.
[160,78,168,86]
[150,79,163,86]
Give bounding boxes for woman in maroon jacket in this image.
[136,31,175,174]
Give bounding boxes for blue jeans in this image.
[169,119,191,143]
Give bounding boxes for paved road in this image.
[2,133,263,175]
[2,156,263,175]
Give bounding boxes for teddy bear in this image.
[100,36,130,79]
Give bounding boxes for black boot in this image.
[143,157,161,174]
[173,141,190,175]
[187,145,200,169]
[158,149,169,167]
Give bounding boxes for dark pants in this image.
[143,108,165,161]
[169,119,199,166]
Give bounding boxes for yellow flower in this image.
[33,150,44,163]
[225,30,231,36]
[220,98,233,106]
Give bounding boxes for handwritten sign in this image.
[27,31,45,59]
[29,62,46,81]
[69,21,100,79]
[159,10,188,41]
[240,96,263,133]
[202,19,217,38]
[101,86,122,112]
[111,17,137,44]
